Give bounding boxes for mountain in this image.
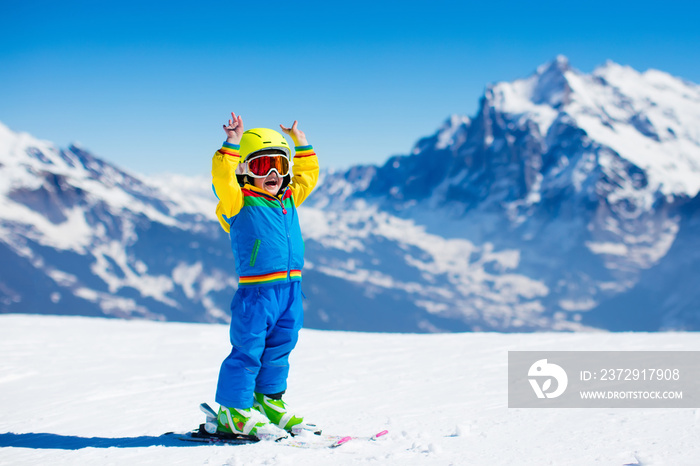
[1,56,699,331]
[306,56,700,330]
[583,192,700,331]
[0,122,235,323]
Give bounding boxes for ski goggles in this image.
[245,154,291,178]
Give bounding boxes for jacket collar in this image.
[243,184,286,200]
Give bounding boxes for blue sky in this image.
[1,0,699,176]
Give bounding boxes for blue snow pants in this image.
[215,281,304,409]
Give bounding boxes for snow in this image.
[435,115,471,150]
[2,314,699,465]
[490,78,560,135]
[0,122,187,232]
[147,173,216,217]
[0,203,94,254]
[586,241,629,256]
[72,288,156,319]
[90,241,177,306]
[172,262,205,300]
[488,58,700,199]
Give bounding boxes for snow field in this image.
[1,314,699,465]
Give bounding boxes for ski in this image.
[175,402,389,449]
[287,430,388,447]
[177,424,259,446]
[174,424,353,449]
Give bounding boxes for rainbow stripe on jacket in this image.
[238,270,303,286]
[220,141,241,158]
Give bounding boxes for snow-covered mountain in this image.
[1,56,699,331]
[306,56,700,331]
[0,122,235,323]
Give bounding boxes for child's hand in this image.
[280,120,308,147]
[223,112,244,144]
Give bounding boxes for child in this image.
[211,112,319,439]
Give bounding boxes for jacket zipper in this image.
[257,188,292,281]
[281,189,292,281]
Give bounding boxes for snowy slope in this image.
[1,314,699,466]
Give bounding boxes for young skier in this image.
[211,112,319,440]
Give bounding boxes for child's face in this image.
[254,171,283,196]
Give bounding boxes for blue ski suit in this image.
[212,142,319,409]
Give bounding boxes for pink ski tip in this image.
[333,436,352,447]
[373,430,389,439]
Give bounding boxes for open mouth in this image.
[265,179,278,187]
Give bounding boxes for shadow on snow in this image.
[0,432,205,449]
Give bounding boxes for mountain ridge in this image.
[305,56,700,330]
[2,56,699,331]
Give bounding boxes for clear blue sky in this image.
[1,0,698,176]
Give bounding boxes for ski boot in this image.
[217,405,287,441]
[254,392,320,435]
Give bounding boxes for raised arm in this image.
[213,112,245,232]
[280,121,319,206]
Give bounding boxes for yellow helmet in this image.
[239,128,291,162]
